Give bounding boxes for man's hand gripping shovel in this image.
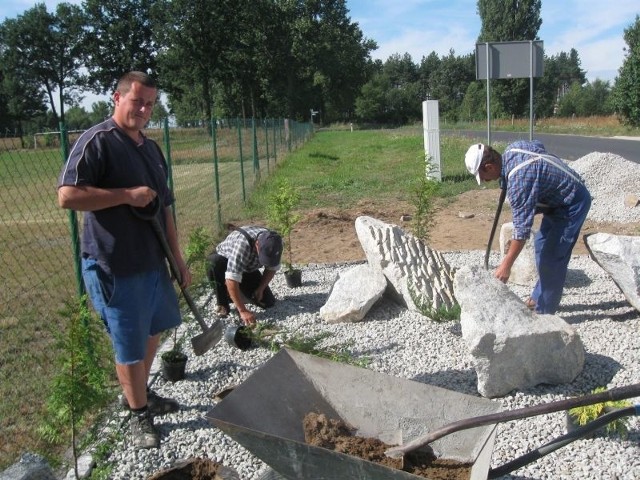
[131,200,222,355]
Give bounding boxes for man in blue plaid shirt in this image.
[207,226,283,325]
[465,140,591,314]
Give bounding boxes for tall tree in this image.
[82,0,160,94]
[417,51,441,100]
[429,50,475,121]
[309,0,376,121]
[0,3,88,125]
[476,0,542,117]
[612,15,640,126]
[0,41,48,136]
[477,0,542,42]
[154,0,239,121]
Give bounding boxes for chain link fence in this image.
[0,117,313,468]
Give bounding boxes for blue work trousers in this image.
[531,188,591,314]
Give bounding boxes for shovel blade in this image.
[191,319,223,356]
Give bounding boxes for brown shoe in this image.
[215,305,229,318]
[525,298,536,310]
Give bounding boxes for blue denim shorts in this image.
[82,257,181,364]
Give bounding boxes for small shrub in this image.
[251,323,369,368]
[410,155,440,240]
[161,328,187,362]
[39,296,114,477]
[568,387,633,437]
[267,179,301,271]
[185,226,214,285]
[408,282,460,322]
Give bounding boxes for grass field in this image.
[0,115,637,471]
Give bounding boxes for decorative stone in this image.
[0,452,56,480]
[499,222,537,286]
[320,263,387,323]
[355,216,456,314]
[584,232,640,312]
[623,194,639,208]
[454,265,584,398]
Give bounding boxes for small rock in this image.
[400,214,412,222]
[623,194,639,208]
[0,452,56,480]
[65,453,94,480]
[458,211,475,219]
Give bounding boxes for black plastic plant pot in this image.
[225,325,252,350]
[284,268,302,288]
[161,356,187,382]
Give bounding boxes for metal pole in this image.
[59,121,85,298]
[529,40,534,141]
[237,118,246,203]
[163,117,177,224]
[211,118,222,231]
[486,43,491,145]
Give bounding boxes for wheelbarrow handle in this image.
[385,383,640,458]
[488,405,640,478]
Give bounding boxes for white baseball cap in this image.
[464,143,485,185]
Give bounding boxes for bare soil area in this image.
[288,189,638,264]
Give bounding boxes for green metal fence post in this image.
[211,118,223,231]
[59,121,85,298]
[272,118,277,165]
[237,118,246,203]
[163,117,177,225]
[264,118,270,174]
[252,117,260,180]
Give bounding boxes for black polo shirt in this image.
[58,118,174,275]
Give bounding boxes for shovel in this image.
[131,202,222,356]
[385,382,640,459]
[484,178,507,270]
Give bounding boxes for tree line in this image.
[1,0,639,136]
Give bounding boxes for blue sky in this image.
[347,0,638,83]
[2,0,638,108]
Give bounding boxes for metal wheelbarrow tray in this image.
[206,349,501,480]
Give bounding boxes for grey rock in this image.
[454,265,585,398]
[0,453,56,480]
[584,232,640,312]
[355,215,456,313]
[499,222,537,287]
[319,263,387,323]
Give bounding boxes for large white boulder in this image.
[354,216,456,314]
[584,232,640,312]
[454,265,584,398]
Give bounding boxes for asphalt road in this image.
[444,129,640,163]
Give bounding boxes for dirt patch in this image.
[303,412,472,480]
[288,189,638,264]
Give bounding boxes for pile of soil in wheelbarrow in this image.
[147,457,238,480]
[303,412,472,480]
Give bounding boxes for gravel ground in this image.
[95,250,640,480]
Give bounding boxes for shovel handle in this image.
[385,383,640,458]
[130,202,209,332]
[484,186,506,270]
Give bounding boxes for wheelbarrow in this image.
[206,349,639,479]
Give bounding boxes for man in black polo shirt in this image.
[57,71,188,450]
